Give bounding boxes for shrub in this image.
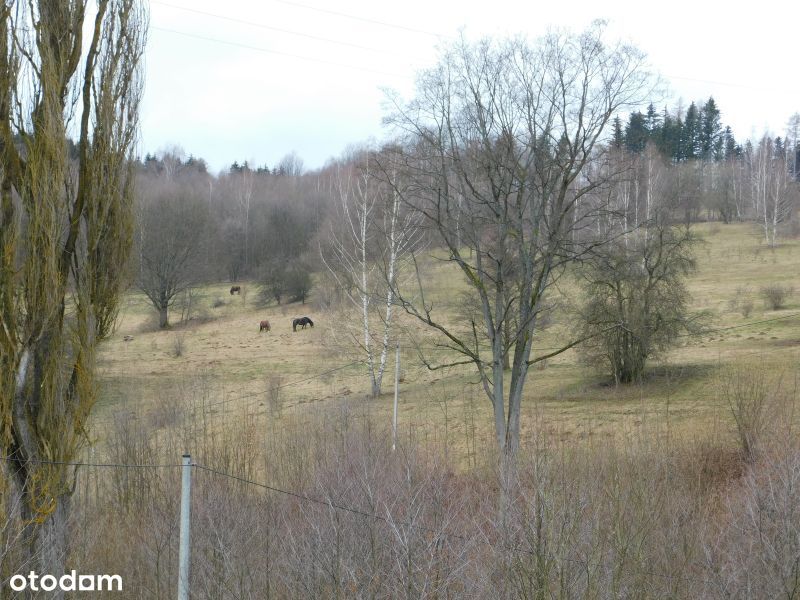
[172,333,186,357]
[729,286,754,318]
[258,259,313,305]
[760,284,793,310]
[740,298,754,318]
[578,223,700,383]
[721,365,774,463]
[285,261,312,304]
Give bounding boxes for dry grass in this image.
[94,223,800,464]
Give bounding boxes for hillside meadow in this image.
[92,222,800,464]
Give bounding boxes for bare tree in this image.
[382,23,651,455]
[577,218,700,383]
[751,134,796,247]
[0,0,146,584]
[321,152,422,397]
[136,183,208,328]
[277,150,304,177]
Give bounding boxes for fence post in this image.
[178,454,192,600]
[393,342,400,452]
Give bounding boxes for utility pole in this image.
[178,454,192,600]
[393,343,400,451]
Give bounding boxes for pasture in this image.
[93,222,800,463]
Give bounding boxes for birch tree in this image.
[382,23,651,456]
[752,134,795,247]
[0,0,146,585]
[321,153,422,397]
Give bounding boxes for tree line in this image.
[133,150,327,326]
[612,99,800,240]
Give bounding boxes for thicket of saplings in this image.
[34,362,795,599]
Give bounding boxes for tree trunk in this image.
[492,358,506,453]
[502,317,511,371]
[12,348,73,599]
[159,304,169,328]
[21,494,71,600]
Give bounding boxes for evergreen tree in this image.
[699,97,722,160]
[624,110,648,153]
[656,107,679,159]
[673,114,686,161]
[645,103,661,136]
[611,116,624,149]
[681,102,700,160]
[722,126,740,159]
[774,136,785,160]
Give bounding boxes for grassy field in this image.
[93,222,800,463]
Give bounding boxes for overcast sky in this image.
[141,0,800,173]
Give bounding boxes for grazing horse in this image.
[259,320,271,332]
[292,316,314,332]
[230,285,241,295]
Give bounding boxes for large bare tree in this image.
[382,23,651,456]
[0,0,146,582]
[136,180,209,328]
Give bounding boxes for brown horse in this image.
[230,285,241,295]
[259,320,271,332]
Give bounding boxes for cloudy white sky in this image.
[141,0,800,173]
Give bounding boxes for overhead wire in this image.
[151,0,398,55]
[266,0,449,39]
[150,26,406,79]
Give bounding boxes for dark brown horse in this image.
[292,316,313,332]
[230,285,241,295]
[259,320,271,332]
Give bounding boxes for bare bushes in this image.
[69,414,710,597]
[703,447,800,598]
[495,440,716,598]
[761,283,793,310]
[721,365,777,463]
[578,223,700,383]
[172,332,187,357]
[63,377,800,598]
[728,286,754,318]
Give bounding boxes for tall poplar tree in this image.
[0,0,147,584]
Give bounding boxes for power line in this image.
[665,73,800,95]
[152,1,396,55]
[267,0,448,39]
[151,26,406,79]
[0,456,185,468]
